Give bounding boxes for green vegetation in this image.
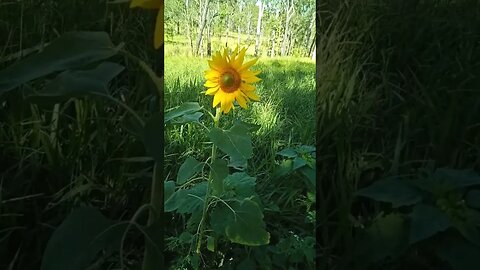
[164,53,315,268]
[319,1,480,269]
[0,0,315,270]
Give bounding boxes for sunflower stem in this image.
[196,107,221,254]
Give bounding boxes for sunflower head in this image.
[204,47,261,114]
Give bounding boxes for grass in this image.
[318,1,480,269]
[0,1,315,269]
[164,52,316,268]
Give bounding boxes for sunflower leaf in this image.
[164,182,206,214]
[208,123,253,170]
[0,31,118,95]
[210,198,269,246]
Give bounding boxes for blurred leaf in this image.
[41,207,125,270]
[437,235,480,270]
[0,32,118,95]
[164,182,206,214]
[208,123,252,169]
[224,172,256,199]
[292,156,307,170]
[356,177,423,207]
[164,102,202,124]
[27,62,123,100]
[210,198,269,246]
[164,181,175,201]
[178,232,193,243]
[233,119,261,132]
[273,159,294,178]
[207,236,215,252]
[409,204,451,244]
[299,166,316,190]
[177,157,203,184]
[467,190,480,209]
[211,159,228,196]
[296,145,315,154]
[169,111,203,124]
[277,148,297,158]
[141,113,163,161]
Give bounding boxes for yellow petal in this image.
[205,70,220,80]
[130,0,161,9]
[236,92,248,109]
[213,92,222,107]
[154,6,163,49]
[232,47,247,70]
[221,93,235,113]
[204,80,218,87]
[224,102,233,114]
[243,76,261,83]
[239,58,259,72]
[244,90,260,101]
[240,82,256,91]
[205,87,218,95]
[240,69,261,77]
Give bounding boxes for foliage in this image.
[318,0,480,269]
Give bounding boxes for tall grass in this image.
[0,1,160,268]
[318,0,480,269]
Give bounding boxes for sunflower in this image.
[204,47,261,114]
[130,0,163,49]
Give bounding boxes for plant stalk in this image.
[196,107,221,254]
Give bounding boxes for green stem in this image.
[196,107,221,254]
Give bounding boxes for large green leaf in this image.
[177,157,203,184]
[164,182,206,214]
[210,159,228,196]
[210,198,269,246]
[208,123,253,169]
[356,177,423,207]
[0,32,118,95]
[409,204,451,244]
[223,172,256,199]
[164,181,175,202]
[164,102,202,124]
[28,62,124,99]
[41,207,125,270]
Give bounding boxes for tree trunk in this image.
[225,15,230,47]
[207,12,212,56]
[311,43,316,60]
[185,0,194,56]
[247,14,251,42]
[270,29,275,57]
[254,0,264,56]
[281,0,295,56]
[306,12,315,56]
[237,26,241,47]
[194,0,210,56]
